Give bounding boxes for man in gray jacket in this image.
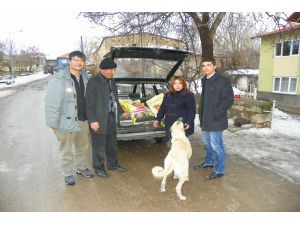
[45,51,94,185]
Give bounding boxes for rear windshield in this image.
[114,58,178,79]
[117,82,168,99]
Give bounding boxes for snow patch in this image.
[0,90,16,98]
[0,72,51,90]
[272,108,300,139]
[0,161,12,172]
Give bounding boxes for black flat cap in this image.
[99,57,117,69]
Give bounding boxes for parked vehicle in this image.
[108,47,192,141]
[55,56,69,72]
[43,59,57,74]
[0,75,15,85]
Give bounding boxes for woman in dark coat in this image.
[153,75,196,140]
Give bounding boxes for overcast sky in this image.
[0,12,109,59]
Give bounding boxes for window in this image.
[292,40,300,55]
[273,77,298,94]
[274,78,280,91]
[282,41,291,56]
[290,78,297,92]
[275,40,300,56]
[275,43,282,56]
[281,78,289,92]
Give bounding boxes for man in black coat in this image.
[85,57,126,178]
[194,58,234,180]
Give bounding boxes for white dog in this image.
[152,118,192,200]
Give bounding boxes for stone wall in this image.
[228,98,273,128]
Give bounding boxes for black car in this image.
[107,47,192,141]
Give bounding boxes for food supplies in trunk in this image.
[120,99,155,124]
[146,93,164,117]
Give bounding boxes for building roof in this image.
[253,24,300,38]
[224,69,259,76]
[95,32,184,55]
[58,53,69,58]
[286,12,300,23]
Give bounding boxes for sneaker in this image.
[95,168,108,178]
[64,175,76,185]
[108,165,127,173]
[76,168,94,178]
[206,172,224,180]
[193,162,214,170]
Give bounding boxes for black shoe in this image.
[64,175,76,185]
[95,169,108,178]
[193,162,214,170]
[108,165,127,173]
[206,172,224,180]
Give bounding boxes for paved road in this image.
[0,78,299,211]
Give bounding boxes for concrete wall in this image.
[258,91,300,109]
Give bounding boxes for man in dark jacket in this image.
[194,58,234,180]
[85,57,126,178]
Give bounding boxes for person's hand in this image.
[51,128,58,134]
[121,112,130,120]
[184,124,190,130]
[90,122,100,132]
[153,120,159,128]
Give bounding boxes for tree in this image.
[0,41,6,70]
[78,37,99,64]
[17,46,45,72]
[80,12,226,59]
[214,13,261,71]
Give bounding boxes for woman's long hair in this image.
[168,75,189,93]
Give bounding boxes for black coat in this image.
[156,91,196,138]
[199,73,234,131]
[85,73,124,134]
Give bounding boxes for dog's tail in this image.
[152,165,173,180]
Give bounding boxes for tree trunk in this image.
[187,12,226,60]
[187,12,215,59]
[199,26,214,59]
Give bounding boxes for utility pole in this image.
[80,36,84,54]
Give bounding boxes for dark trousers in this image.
[90,113,118,170]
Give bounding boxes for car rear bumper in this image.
[117,130,165,141]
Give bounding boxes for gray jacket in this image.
[45,68,89,132]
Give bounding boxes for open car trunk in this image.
[107,47,192,139]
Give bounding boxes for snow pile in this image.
[0,72,51,98]
[272,108,300,139]
[224,69,259,76]
[0,90,16,98]
[232,86,246,96]
[194,109,300,183]
[0,72,50,89]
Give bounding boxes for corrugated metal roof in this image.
[286,12,300,23]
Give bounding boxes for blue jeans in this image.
[202,131,226,174]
